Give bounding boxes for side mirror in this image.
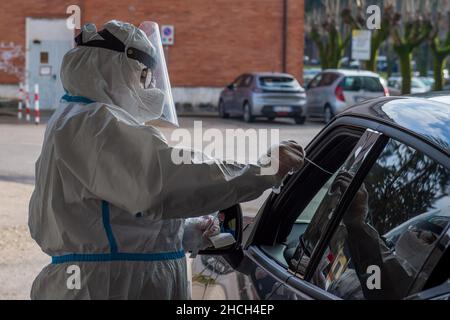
[227,83,236,90]
[198,204,243,267]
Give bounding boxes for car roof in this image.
[250,72,295,78]
[321,69,381,77]
[337,92,450,155]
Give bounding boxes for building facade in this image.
[0,0,304,108]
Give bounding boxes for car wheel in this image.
[324,105,334,123]
[243,102,254,123]
[294,116,306,125]
[218,100,229,118]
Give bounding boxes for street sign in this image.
[351,30,371,61]
[161,25,174,46]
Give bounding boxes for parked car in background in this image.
[340,57,361,69]
[428,69,450,81]
[388,76,431,95]
[195,92,450,300]
[218,73,307,124]
[306,69,388,123]
[419,77,435,90]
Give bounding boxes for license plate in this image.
[274,106,292,112]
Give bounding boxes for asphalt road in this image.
[0,113,323,299]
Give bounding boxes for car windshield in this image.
[412,79,425,88]
[259,76,298,88]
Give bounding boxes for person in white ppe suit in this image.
[28,20,305,300]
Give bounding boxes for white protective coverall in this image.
[28,21,281,299]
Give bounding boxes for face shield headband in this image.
[74,29,156,70]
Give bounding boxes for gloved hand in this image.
[183,215,220,252]
[259,140,305,182]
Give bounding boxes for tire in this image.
[294,116,306,125]
[243,102,255,123]
[218,100,229,118]
[324,105,334,123]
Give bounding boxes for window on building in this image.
[40,52,49,64]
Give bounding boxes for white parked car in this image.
[388,77,431,95]
[306,69,389,123]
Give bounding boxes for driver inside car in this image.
[307,172,439,300]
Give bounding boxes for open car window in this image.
[310,139,450,300]
[288,129,384,276]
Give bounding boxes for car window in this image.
[259,76,297,88]
[363,77,384,92]
[288,129,383,275]
[308,74,323,89]
[341,77,362,91]
[310,139,450,300]
[388,79,400,89]
[243,75,253,87]
[318,73,339,87]
[230,76,243,87]
[412,79,424,89]
[236,75,249,87]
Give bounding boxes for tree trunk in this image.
[399,52,412,94]
[366,38,380,72]
[433,54,446,91]
[366,55,377,72]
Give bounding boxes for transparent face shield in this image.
[138,21,178,127]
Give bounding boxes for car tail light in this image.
[384,86,390,97]
[335,85,345,102]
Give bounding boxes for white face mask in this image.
[135,87,165,124]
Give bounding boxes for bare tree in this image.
[429,0,450,90]
[391,0,433,94]
[342,0,397,72]
[308,0,352,69]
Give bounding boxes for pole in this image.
[18,83,23,119]
[25,83,31,122]
[34,84,40,125]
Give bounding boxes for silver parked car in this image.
[306,69,389,123]
[218,72,307,124]
[388,76,431,96]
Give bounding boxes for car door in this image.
[222,76,242,113]
[305,73,322,116]
[232,127,386,300]
[303,134,450,300]
[234,74,252,115]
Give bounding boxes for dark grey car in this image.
[194,92,450,300]
[218,73,307,124]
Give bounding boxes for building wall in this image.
[0,0,304,87]
[0,0,81,84]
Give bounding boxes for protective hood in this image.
[61,20,177,125]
